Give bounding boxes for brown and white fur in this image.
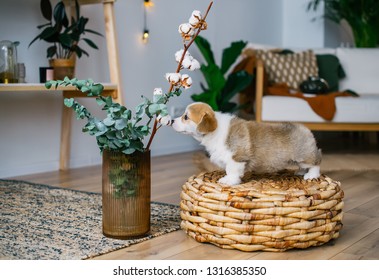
[171,102,321,186]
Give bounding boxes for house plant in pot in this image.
[29,0,102,80]
[191,36,253,113]
[307,0,379,47]
[45,2,213,239]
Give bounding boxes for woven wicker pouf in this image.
[180,170,344,252]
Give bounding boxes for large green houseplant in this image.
[191,36,253,112]
[308,0,379,47]
[46,2,213,239]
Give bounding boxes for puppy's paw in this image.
[303,166,320,180]
[218,175,241,186]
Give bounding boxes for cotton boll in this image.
[189,10,202,27]
[178,23,191,34]
[175,49,192,63]
[189,59,201,71]
[175,49,185,62]
[165,73,181,85]
[153,88,163,102]
[153,88,163,96]
[181,57,193,69]
[157,114,173,126]
[178,23,194,40]
[181,74,193,89]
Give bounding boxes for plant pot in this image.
[49,57,76,80]
[102,149,151,239]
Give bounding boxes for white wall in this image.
[0,0,324,177]
[282,0,324,48]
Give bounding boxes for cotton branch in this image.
[145,1,213,151]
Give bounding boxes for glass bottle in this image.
[0,40,18,83]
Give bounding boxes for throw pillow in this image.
[255,49,319,90]
[316,54,346,92]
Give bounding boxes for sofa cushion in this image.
[337,48,379,95]
[316,54,346,92]
[255,49,319,90]
[262,94,379,123]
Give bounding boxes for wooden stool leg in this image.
[60,102,72,170]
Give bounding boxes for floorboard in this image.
[6,141,379,260]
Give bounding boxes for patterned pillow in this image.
[255,49,319,90]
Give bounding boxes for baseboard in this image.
[0,160,60,178]
[1,144,200,178]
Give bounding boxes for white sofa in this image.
[254,47,379,131]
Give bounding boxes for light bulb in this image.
[144,0,154,8]
[142,29,149,43]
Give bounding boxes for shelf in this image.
[0,83,118,98]
[1,0,122,172]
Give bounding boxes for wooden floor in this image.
[10,145,379,260]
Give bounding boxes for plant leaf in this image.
[191,90,219,111]
[29,34,42,48]
[39,26,58,40]
[40,0,52,21]
[83,38,98,49]
[64,98,74,108]
[37,23,52,29]
[90,83,104,96]
[46,45,57,58]
[148,104,160,116]
[220,40,247,74]
[59,33,72,48]
[194,36,215,65]
[200,64,226,92]
[103,117,115,126]
[115,119,127,130]
[219,71,253,108]
[53,1,68,28]
[123,148,135,155]
[219,102,238,113]
[84,29,103,37]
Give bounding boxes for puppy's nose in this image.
[170,119,174,125]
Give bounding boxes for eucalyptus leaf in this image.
[64,98,74,107]
[122,148,135,155]
[115,118,127,130]
[103,117,115,126]
[148,104,160,116]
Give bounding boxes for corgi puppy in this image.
[171,102,321,186]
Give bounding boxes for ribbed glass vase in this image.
[102,149,151,239]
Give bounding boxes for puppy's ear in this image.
[197,112,217,134]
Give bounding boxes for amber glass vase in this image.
[102,149,151,239]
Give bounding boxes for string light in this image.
[144,0,154,8]
[142,0,153,43]
[142,29,150,43]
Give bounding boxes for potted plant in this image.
[29,0,102,79]
[191,36,253,112]
[45,2,214,239]
[307,0,379,47]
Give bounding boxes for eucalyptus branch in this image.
[45,2,213,156]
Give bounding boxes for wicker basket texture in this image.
[180,170,344,252]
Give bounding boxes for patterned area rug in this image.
[0,179,181,260]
